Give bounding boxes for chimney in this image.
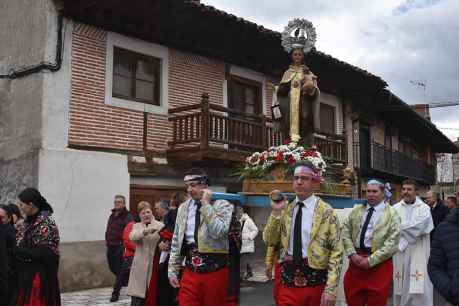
[412,104,431,121]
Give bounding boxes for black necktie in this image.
[359,206,375,249]
[194,200,202,246]
[293,202,304,264]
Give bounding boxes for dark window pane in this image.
[320,103,336,134]
[246,104,255,114]
[245,87,256,114]
[230,82,245,112]
[136,59,155,81]
[113,75,132,97]
[114,48,133,77]
[135,80,154,102]
[112,47,161,105]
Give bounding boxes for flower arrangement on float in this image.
[238,140,327,180]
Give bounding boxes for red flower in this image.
[283,138,291,145]
[275,152,284,162]
[192,256,203,267]
[40,226,49,237]
[303,150,318,158]
[287,155,295,165]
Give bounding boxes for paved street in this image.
[241,281,276,306]
[62,282,276,306]
[62,261,273,306]
[61,287,129,306]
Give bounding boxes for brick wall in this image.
[69,23,271,153]
[69,24,144,151]
[168,50,225,107]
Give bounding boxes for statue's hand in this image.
[302,82,316,96]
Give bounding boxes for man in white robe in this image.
[393,179,434,306]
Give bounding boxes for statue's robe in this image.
[274,64,320,143]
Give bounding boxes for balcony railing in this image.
[168,94,282,159]
[168,94,349,163]
[313,134,347,164]
[354,141,436,184]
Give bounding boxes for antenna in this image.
[409,79,427,102]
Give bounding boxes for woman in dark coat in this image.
[0,222,14,306]
[0,204,17,306]
[12,188,61,306]
[428,207,459,306]
[156,193,186,306]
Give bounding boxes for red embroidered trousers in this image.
[277,283,325,306]
[273,263,281,305]
[178,267,229,306]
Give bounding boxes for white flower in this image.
[278,145,289,151]
[291,134,301,143]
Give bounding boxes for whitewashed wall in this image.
[38,148,130,242]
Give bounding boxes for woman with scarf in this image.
[156,193,186,306]
[12,188,61,306]
[127,201,164,306]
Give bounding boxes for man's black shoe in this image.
[110,292,120,303]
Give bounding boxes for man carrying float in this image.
[168,168,237,306]
[263,161,343,306]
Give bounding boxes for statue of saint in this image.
[273,19,321,144]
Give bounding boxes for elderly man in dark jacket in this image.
[425,191,449,230]
[428,207,459,306]
[105,195,133,302]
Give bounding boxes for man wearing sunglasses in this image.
[263,164,343,306]
[342,179,401,306]
[168,168,234,306]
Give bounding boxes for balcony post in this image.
[200,93,210,150]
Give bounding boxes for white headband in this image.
[184,175,203,182]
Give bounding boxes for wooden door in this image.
[227,75,263,150]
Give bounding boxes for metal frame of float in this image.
[212,192,364,208]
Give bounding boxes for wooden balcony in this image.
[354,141,436,185]
[167,94,349,164]
[313,133,347,164]
[167,94,282,162]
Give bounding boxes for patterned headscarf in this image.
[367,179,392,200]
[294,164,322,183]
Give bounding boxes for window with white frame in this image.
[113,47,161,105]
[105,32,169,114]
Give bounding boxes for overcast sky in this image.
[203,0,459,141]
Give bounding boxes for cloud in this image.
[203,0,459,141]
[393,0,445,15]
